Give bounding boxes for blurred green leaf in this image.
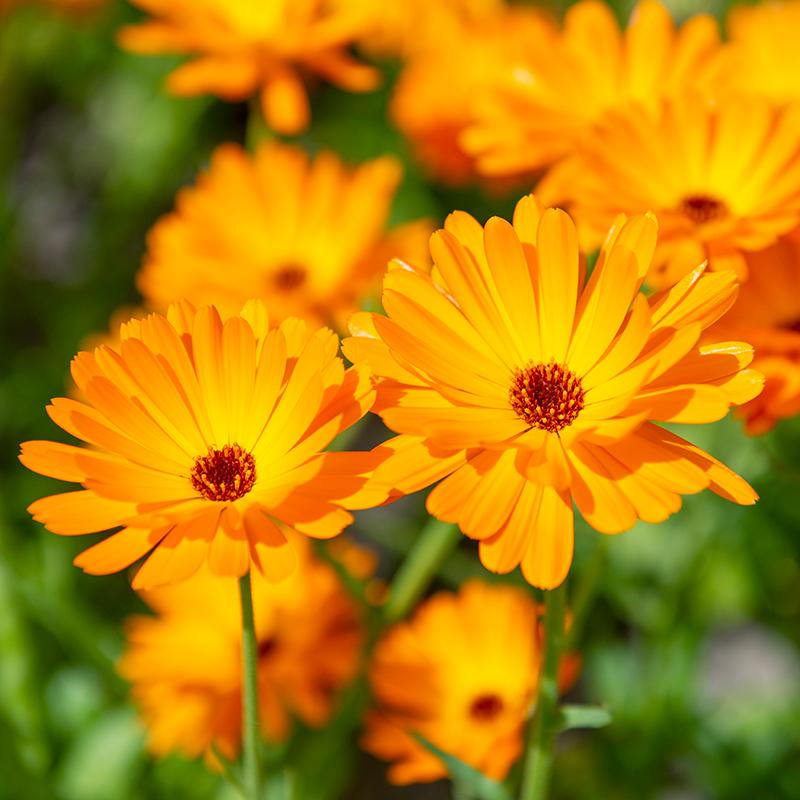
[559,705,613,732]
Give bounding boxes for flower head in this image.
[363,580,576,784]
[21,301,385,589]
[345,195,762,589]
[119,540,363,761]
[118,0,379,134]
[137,143,430,329]
[463,0,731,177]
[537,95,800,287]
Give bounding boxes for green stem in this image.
[382,518,460,624]
[519,581,568,800]
[239,573,261,800]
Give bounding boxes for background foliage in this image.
[1,1,799,798]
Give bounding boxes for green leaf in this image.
[559,704,613,732]
[411,733,512,800]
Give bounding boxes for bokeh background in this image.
[2,1,800,798]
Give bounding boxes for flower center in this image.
[258,636,278,659]
[469,693,504,722]
[273,264,307,290]
[509,361,585,433]
[190,444,256,502]
[680,194,727,225]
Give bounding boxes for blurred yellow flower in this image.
[20,301,385,589]
[538,94,800,287]
[345,195,761,589]
[120,541,363,761]
[137,142,431,329]
[463,0,731,177]
[118,0,379,134]
[363,580,576,784]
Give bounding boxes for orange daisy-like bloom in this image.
[20,301,384,589]
[363,580,576,784]
[345,195,762,589]
[537,95,800,287]
[727,0,800,105]
[136,142,431,329]
[462,0,731,177]
[119,541,363,761]
[118,0,379,135]
[709,232,800,434]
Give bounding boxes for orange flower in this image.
[136,142,431,329]
[20,301,385,589]
[345,195,761,589]
[363,580,574,784]
[537,95,800,287]
[118,0,379,134]
[119,540,362,761]
[727,0,800,105]
[709,232,800,434]
[463,0,731,177]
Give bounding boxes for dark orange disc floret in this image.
[680,194,728,225]
[190,443,256,502]
[510,361,585,433]
[469,693,505,722]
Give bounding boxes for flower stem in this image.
[519,581,568,800]
[238,573,261,800]
[382,518,460,624]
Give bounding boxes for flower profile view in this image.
[346,195,762,589]
[137,143,431,329]
[462,0,731,177]
[120,541,363,760]
[363,581,576,784]
[20,301,384,589]
[538,94,800,287]
[118,0,379,134]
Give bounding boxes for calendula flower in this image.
[119,540,363,761]
[363,580,576,784]
[727,0,800,104]
[118,0,379,134]
[137,142,431,329]
[463,0,731,177]
[537,95,800,287]
[709,232,800,434]
[345,195,762,589]
[20,301,384,589]
[390,9,553,186]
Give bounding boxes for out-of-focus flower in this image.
[136,143,431,329]
[463,0,731,177]
[727,0,800,105]
[390,9,553,186]
[0,0,106,12]
[20,301,385,589]
[709,232,800,434]
[119,540,363,760]
[537,95,800,287]
[345,195,761,589]
[118,0,379,134]
[363,580,575,784]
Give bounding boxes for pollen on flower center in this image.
[469,693,504,722]
[190,444,256,502]
[509,361,585,433]
[680,194,728,225]
[273,264,307,290]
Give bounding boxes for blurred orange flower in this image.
[363,580,574,784]
[120,541,363,761]
[118,0,379,134]
[537,95,800,288]
[709,232,800,434]
[345,195,761,589]
[463,0,731,177]
[20,301,385,589]
[137,142,431,329]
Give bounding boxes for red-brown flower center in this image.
[510,361,585,433]
[273,264,307,290]
[469,693,504,722]
[190,444,256,502]
[258,636,278,659]
[680,194,727,225]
